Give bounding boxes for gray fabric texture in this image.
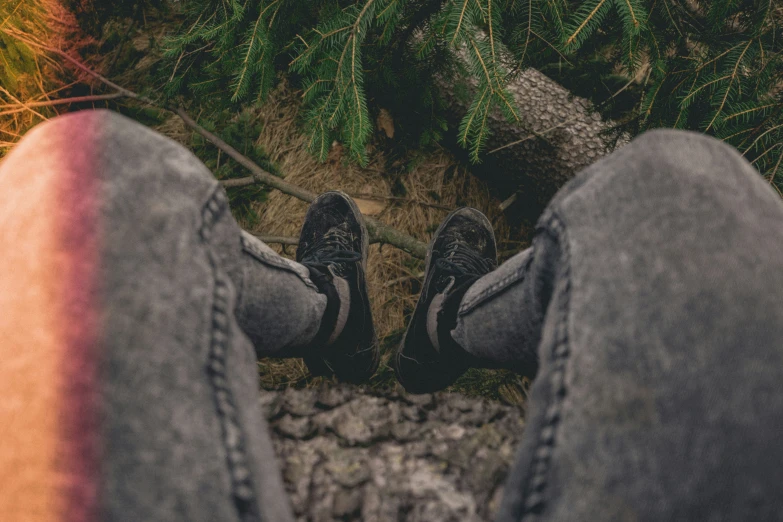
[7,111,783,522]
[5,110,324,522]
[97,111,323,522]
[452,130,783,521]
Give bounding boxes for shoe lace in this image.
[434,238,494,279]
[300,226,361,271]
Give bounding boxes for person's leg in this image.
[398,129,783,520]
[0,110,373,522]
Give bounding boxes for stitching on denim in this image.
[200,187,262,522]
[199,186,229,242]
[458,251,533,315]
[518,212,571,521]
[240,234,318,291]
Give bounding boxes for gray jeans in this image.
[2,110,782,521]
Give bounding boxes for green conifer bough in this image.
[164,0,782,182]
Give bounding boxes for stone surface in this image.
[261,385,526,522]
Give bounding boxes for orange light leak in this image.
[0,0,90,150]
[0,111,102,522]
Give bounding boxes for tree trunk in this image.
[440,68,630,218]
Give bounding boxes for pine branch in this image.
[255,235,299,245]
[48,0,781,179]
[741,122,783,156]
[452,0,472,43]
[516,0,533,64]
[705,39,753,131]
[620,0,640,27]
[565,0,609,47]
[232,8,266,101]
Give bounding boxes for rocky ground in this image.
[260,385,526,522]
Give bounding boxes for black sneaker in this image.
[394,207,497,393]
[296,191,379,383]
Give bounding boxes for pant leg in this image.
[451,130,783,521]
[0,110,323,522]
[235,230,327,356]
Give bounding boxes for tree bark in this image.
[439,68,630,217]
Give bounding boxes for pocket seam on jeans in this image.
[518,212,572,521]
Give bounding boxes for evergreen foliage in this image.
[636,2,783,181]
[4,0,777,184]
[507,1,783,181]
[163,1,783,181]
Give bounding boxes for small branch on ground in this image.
[220,176,256,188]
[219,179,454,212]
[364,218,427,258]
[177,109,320,203]
[177,108,427,257]
[255,235,299,246]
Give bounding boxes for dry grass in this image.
[153,113,190,146]
[0,0,93,157]
[240,81,529,399]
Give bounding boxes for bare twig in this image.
[253,232,421,250]
[0,86,48,120]
[254,235,299,246]
[364,217,427,258]
[223,180,453,211]
[0,92,124,110]
[220,176,256,188]
[178,110,427,257]
[219,179,455,212]
[177,109,320,203]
